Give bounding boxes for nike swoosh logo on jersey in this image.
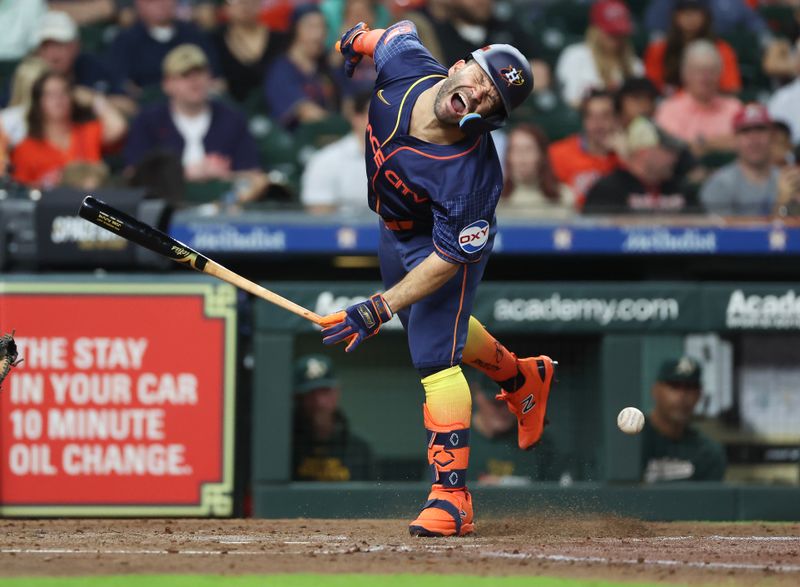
[376,89,391,106]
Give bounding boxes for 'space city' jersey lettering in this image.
[365,21,503,264]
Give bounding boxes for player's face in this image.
[653,382,700,427]
[434,60,502,126]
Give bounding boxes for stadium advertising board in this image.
[0,280,236,516]
[255,283,800,334]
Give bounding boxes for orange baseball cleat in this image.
[495,355,557,450]
[409,487,474,537]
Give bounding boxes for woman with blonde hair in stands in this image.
[498,124,576,219]
[0,57,50,147]
[556,0,644,108]
[11,72,127,188]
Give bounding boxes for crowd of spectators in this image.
[0,0,799,218]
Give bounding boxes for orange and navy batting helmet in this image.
[460,44,534,135]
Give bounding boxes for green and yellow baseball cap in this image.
[294,354,338,395]
[657,356,702,388]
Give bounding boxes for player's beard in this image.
[433,78,473,126]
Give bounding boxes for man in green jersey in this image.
[292,355,375,482]
[642,357,727,482]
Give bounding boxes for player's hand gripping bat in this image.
[78,196,325,325]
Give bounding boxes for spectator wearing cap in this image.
[549,89,621,205]
[655,40,741,157]
[0,0,46,60]
[301,91,370,215]
[263,5,337,130]
[700,103,783,216]
[292,355,375,482]
[108,0,221,94]
[33,11,136,117]
[641,357,726,483]
[583,116,696,214]
[768,63,800,146]
[124,44,261,185]
[555,0,644,109]
[644,0,741,95]
[645,0,770,41]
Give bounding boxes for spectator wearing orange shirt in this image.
[549,89,620,205]
[11,72,127,188]
[644,0,741,94]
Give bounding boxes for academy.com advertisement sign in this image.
[253,283,701,334]
[0,280,236,516]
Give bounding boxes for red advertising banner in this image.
[0,280,237,516]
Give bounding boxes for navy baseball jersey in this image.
[365,21,503,265]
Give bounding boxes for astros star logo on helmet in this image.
[499,65,524,87]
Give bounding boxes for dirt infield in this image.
[1,517,799,585]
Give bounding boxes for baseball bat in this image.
[78,196,325,325]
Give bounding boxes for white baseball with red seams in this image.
[617,406,645,434]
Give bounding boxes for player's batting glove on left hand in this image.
[320,293,392,352]
[337,21,370,78]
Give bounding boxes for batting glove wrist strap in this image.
[339,21,369,78]
[321,293,392,352]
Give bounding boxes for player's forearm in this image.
[382,252,460,313]
[354,29,385,58]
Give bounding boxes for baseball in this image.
[617,406,645,434]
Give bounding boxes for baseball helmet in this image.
[459,44,534,135]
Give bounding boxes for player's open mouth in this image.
[451,92,469,115]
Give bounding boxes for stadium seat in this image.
[78,21,116,54]
[723,29,767,95]
[758,5,797,40]
[136,84,166,107]
[700,150,736,170]
[542,0,590,36]
[0,59,20,92]
[184,179,234,205]
[294,115,351,152]
[537,29,585,68]
[509,90,582,142]
[627,0,650,20]
[249,115,300,190]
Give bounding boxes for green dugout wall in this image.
[251,281,800,520]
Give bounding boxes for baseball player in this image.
[319,21,556,537]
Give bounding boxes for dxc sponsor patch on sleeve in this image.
[458,220,490,253]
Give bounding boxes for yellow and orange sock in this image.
[462,316,524,392]
[421,366,471,489]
